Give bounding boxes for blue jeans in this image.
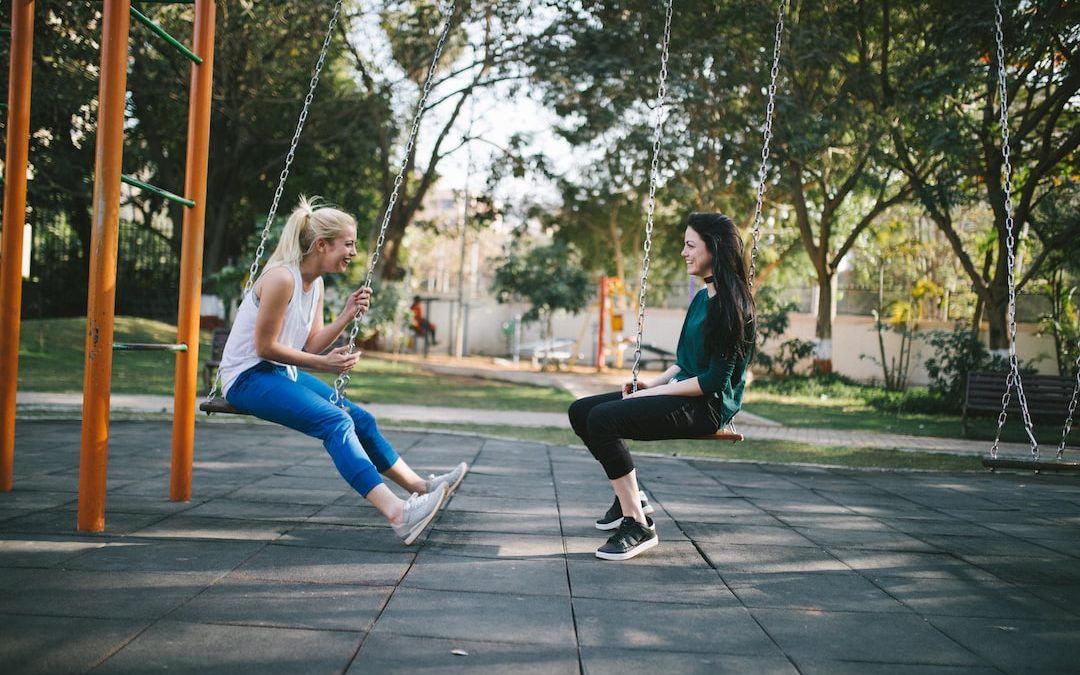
[226,362,399,496]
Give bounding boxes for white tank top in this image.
[219,263,323,396]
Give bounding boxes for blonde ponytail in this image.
[265,195,357,272]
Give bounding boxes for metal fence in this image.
[22,209,180,322]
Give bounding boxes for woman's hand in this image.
[322,345,360,373]
[342,287,372,320]
[622,379,650,399]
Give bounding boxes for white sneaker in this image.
[425,461,469,496]
[392,483,448,545]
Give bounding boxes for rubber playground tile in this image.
[62,538,264,574]
[793,527,939,551]
[875,575,1078,619]
[227,542,414,586]
[725,571,908,613]
[169,578,394,631]
[826,548,996,581]
[0,535,110,568]
[372,586,575,646]
[350,632,578,675]
[750,607,984,666]
[273,522,407,553]
[130,515,290,541]
[0,568,216,619]
[567,558,738,606]
[573,597,779,656]
[181,498,322,522]
[427,508,564,536]
[422,529,566,559]
[580,648,800,675]
[697,542,850,574]
[0,614,150,675]
[0,508,164,536]
[91,619,363,675]
[402,551,570,596]
[926,615,1080,675]
[794,659,1000,675]
[442,494,559,518]
[679,521,820,548]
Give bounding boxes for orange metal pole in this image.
[0,0,35,492]
[78,0,130,532]
[170,0,216,502]
[596,276,607,371]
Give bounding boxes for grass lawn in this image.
[742,388,1050,446]
[16,317,574,412]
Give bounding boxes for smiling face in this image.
[317,223,358,273]
[681,225,714,279]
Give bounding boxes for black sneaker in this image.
[594,494,655,530]
[596,517,658,561]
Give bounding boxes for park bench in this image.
[633,342,677,371]
[962,370,1077,436]
[202,327,229,392]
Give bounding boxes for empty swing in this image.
[625,0,788,443]
[980,0,1079,473]
[200,0,459,415]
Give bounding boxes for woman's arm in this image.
[304,287,371,355]
[624,374,704,399]
[253,269,356,373]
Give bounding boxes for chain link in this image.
[207,0,344,405]
[629,0,674,393]
[331,0,459,404]
[749,0,786,291]
[1059,338,1080,459]
[989,0,1038,459]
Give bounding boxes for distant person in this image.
[217,196,467,544]
[568,213,755,560]
[411,295,438,345]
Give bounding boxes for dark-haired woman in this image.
[568,212,755,561]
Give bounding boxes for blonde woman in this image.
[218,197,467,544]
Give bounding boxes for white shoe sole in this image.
[595,535,659,561]
[401,488,448,545]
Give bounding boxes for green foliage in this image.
[922,326,1013,412]
[492,240,593,324]
[753,287,816,376]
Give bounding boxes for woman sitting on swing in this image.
[568,212,755,560]
[217,196,467,545]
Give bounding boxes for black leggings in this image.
[568,391,725,480]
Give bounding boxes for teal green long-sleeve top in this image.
[671,288,750,426]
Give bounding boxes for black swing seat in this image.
[199,399,249,416]
[981,454,1080,472]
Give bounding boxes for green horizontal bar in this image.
[121,175,196,208]
[130,6,203,64]
[113,342,188,352]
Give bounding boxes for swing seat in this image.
[697,428,744,442]
[199,399,249,416]
[981,455,1080,473]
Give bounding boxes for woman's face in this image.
[319,224,358,273]
[681,226,713,278]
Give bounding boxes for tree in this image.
[340,0,539,280]
[886,0,1080,351]
[492,239,592,367]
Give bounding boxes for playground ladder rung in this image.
[130,5,203,64]
[113,342,188,352]
[121,175,195,207]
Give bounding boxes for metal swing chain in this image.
[748,0,787,291]
[1058,338,1080,459]
[990,0,1038,459]
[206,0,344,405]
[629,0,674,394]
[331,0,458,405]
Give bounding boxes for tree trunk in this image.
[813,274,834,374]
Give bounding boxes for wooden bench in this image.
[963,371,1077,436]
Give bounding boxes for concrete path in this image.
[2,418,1079,674]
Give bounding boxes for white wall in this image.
[412,298,1060,385]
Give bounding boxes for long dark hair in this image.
[687,212,756,360]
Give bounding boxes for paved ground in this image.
[2,417,1079,674]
